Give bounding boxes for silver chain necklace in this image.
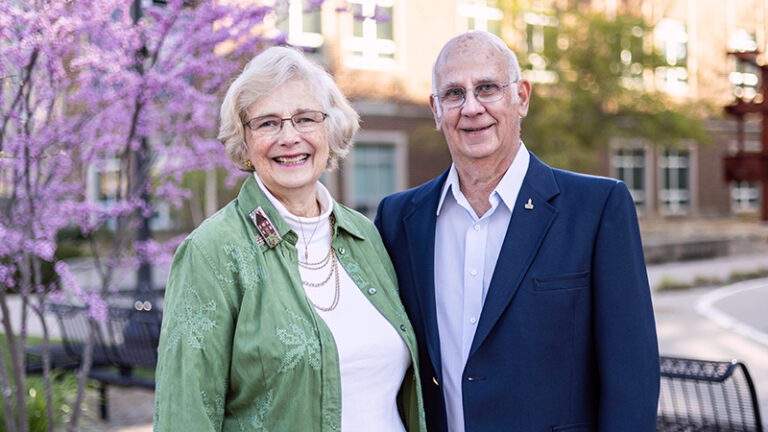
[298,215,340,312]
[297,200,322,262]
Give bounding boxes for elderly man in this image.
[375,31,659,431]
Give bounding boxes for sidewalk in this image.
[8,252,768,430]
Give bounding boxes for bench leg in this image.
[99,382,108,420]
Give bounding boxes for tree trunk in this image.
[66,320,97,432]
[0,292,18,432]
[0,290,29,432]
[31,298,55,432]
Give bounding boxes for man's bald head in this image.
[431,31,522,98]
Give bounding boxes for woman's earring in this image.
[328,150,334,163]
[244,160,254,170]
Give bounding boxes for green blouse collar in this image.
[236,174,366,248]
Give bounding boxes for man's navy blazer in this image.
[375,153,660,432]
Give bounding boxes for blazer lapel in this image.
[403,170,448,380]
[469,154,560,357]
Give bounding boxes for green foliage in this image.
[655,276,691,292]
[512,7,711,172]
[0,375,77,432]
[0,335,77,431]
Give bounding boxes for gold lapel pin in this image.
[524,198,534,210]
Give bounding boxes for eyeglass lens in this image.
[439,83,507,108]
[245,111,326,135]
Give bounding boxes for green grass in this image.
[656,267,768,292]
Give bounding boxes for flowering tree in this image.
[0,0,306,430]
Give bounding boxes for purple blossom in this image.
[1,0,285,306]
[54,261,79,293]
[84,290,108,322]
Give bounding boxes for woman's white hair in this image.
[219,46,359,171]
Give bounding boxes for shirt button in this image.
[399,324,407,331]
[473,224,481,231]
[470,269,478,276]
[338,247,345,255]
[469,317,477,324]
[368,288,377,295]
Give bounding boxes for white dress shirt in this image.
[434,143,529,432]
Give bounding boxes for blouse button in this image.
[338,247,346,255]
[368,288,377,295]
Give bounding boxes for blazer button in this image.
[337,247,346,255]
[432,376,440,387]
[368,288,377,295]
[399,324,407,331]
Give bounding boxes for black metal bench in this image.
[657,355,764,432]
[25,290,162,419]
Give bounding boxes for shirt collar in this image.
[253,172,334,222]
[241,172,365,242]
[436,141,530,216]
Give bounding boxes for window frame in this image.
[343,0,396,71]
[343,130,407,219]
[611,141,651,215]
[658,147,693,216]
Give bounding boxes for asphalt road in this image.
[653,278,768,424]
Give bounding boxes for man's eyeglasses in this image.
[434,82,515,109]
[243,111,328,136]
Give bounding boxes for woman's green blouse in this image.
[154,175,426,432]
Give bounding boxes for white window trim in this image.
[522,12,558,84]
[285,0,323,49]
[343,130,407,217]
[610,139,652,216]
[458,2,503,32]
[655,18,689,95]
[658,145,696,216]
[731,181,761,213]
[86,158,173,230]
[344,0,396,71]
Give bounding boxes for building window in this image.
[89,159,124,204]
[659,149,691,215]
[276,0,324,52]
[350,144,395,218]
[612,147,647,212]
[655,18,688,95]
[731,181,760,213]
[345,131,406,219]
[459,0,502,35]
[86,159,173,230]
[523,12,558,83]
[728,29,759,100]
[344,0,395,70]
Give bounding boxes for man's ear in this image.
[516,79,532,118]
[429,94,441,130]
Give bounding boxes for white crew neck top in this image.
[253,173,410,432]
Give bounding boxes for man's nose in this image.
[461,91,486,115]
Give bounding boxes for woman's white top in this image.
[254,173,410,432]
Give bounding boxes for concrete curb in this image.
[696,277,768,349]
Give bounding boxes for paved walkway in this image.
[6,252,768,430]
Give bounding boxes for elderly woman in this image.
[154,47,426,432]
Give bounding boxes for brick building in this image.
[83,1,767,224]
[281,0,767,220]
